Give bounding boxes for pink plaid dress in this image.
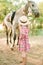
[18,25,30,52]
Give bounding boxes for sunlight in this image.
[0,24,4,30]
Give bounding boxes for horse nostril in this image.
[37,12,39,17]
[35,12,39,17]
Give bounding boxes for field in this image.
[0,32,43,65]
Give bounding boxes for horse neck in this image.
[16,7,26,16]
[24,2,29,15]
[16,2,29,16]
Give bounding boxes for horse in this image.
[3,1,39,49]
[11,1,39,48]
[3,11,16,45]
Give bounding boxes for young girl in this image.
[18,16,30,65]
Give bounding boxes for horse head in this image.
[28,1,40,17]
[24,1,40,17]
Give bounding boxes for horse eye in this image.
[32,4,34,7]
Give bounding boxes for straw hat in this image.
[18,16,28,25]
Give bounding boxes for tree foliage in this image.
[38,2,43,16]
[0,0,25,23]
[0,0,14,23]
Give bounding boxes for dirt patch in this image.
[0,36,43,65]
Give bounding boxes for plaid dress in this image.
[18,25,30,52]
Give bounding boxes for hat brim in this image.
[18,20,28,25]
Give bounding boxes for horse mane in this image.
[11,11,16,24]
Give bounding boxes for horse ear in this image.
[27,1,30,7]
[28,0,30,3]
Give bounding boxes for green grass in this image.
[29,29,43,36]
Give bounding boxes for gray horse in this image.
[3,1,39,49]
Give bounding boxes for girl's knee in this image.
[22,52,27,58]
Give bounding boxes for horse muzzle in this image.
[35,12,39,17]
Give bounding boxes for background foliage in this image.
[0,0,43,35]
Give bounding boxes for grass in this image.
[29,29,43,36]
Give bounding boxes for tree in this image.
[38,2,43,16]
[0,0,15,23]
[0,0,25,23]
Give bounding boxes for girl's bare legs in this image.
[21,52,27,65]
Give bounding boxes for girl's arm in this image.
[27,20,31,32]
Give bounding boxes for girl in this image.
[18,16,30,65]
